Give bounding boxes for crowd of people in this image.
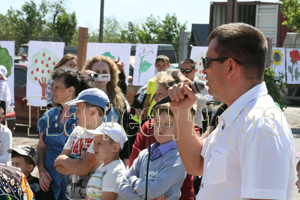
[0,22,299,200]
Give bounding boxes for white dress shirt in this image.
[197,82,295,200]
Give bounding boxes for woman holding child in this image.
[37,67,92,200]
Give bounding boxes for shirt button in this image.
[201,183,204,188]
[60,175,63,178]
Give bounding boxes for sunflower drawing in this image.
[273,49,283,66]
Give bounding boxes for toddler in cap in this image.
[8,145,53,200]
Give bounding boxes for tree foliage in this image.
[280,0,300,33]
[0,0,77,51]
[88,14,187,58]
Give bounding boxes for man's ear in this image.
[0,115,4,122]
[168,63,171,67]
[227,58,238,78]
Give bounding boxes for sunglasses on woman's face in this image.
[180,68,194,74]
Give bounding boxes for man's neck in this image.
[224,80,262,107]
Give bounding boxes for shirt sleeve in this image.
[195,93,207,109]
[146,79,152,95]
[0,127,12,164]
[240,124,292,200]
[4,82,11,109]
[118,156,144,200]
[102,166,125,193]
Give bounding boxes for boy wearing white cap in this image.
[0,65,11,125]
[85,122,127,200]
[54,88,110,200]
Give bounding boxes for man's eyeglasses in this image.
[180,68,194,74]
[202,57,243,69]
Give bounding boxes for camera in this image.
[89,73,111,82]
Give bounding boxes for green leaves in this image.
[295,67,300,81]
[0,0,77,50]
[264,67,288,110]
[0,46,13,77]
[288,66,292,73]
[139,61,152,73]
[280,0,300,34]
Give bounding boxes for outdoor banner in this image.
[133,44,158,86]
[286,48,300,84]
[26,41,65,106]
[0,41,15,108]
[272,48,286,81]
[190,46,208,82]
[86,43,132,84]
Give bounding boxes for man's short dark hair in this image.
[180,59,195,69]
[208,23,268,81]
[11,151,35,167]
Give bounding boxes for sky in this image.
[0,0,280,32]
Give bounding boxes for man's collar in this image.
[221,82,268,128]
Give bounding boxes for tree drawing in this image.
[0,46,13,78]
[288,50,300,82]
[102,51,115,60]
[28,48,58,100]
[138,46,153,82]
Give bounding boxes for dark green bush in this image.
[264,67,288,110]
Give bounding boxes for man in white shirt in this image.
[168,23,295,200]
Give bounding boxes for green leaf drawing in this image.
[0,46,13,77]
[102,52,115,60]
[139,61,152,73]
[138,60,152,82]
[288,66,292,74]
[295,67,300,81]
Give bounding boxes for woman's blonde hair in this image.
[155,69,186,90]
[54,54,77,70]
[83,55,125,111]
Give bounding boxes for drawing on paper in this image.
[193,52,206,81]
[138,46,153,82]
[102,51,116,60]
[288,50,300,82]
[0,46,13,78]
[28,48,58,99]
[273,49,283,67]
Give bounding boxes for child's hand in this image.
[80,149,88,160]
[152,195,167,200]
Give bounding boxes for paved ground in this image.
[12,106,300,199]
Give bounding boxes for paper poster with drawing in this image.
[0,41,15,108]
[286,48,300,84]
[272,48,285,81]
[86,43,131,83]
[26,41,64,106]
[133,44,158,86]
[190,46,208,82]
